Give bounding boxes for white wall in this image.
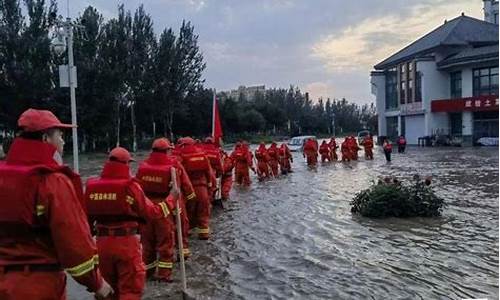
[417,60,449,135]
[371,73,386,136]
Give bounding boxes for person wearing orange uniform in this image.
[202,137,223,203]
[278,143,293,174]
[136,138,196,282]
[266,142,280,177]
[177,137,214,240]
[319,140,332,162]
[341,138,351,162]
[303,138,318,167]
[0,109,112,299]
[383,138,393,162]
[361,135,374,160]
[220,151,234,201]
[231,142,255,186]
[86,147,174,299]
[328,137,338,161]
[255,142,271,180]
[347,136,360,161]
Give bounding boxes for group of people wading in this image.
[0,108,407,299]
[302,135,376,167]
[0,109,273,299]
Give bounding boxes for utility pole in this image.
[52,17,82,173]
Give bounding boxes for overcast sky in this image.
[59,0,483,104]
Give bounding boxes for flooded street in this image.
[69,145,499,300]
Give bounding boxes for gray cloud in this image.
[59,0,483,104]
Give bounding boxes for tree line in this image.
[0,0,376,152]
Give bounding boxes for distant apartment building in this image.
[370,10,498,145]
[219,85,266,101]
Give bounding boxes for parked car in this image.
[288,135,317,152]
[357,130,371,144]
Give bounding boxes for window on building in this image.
[450,71,462,98]
[408,62,413,73]
[415,71,422,102]
[385,68,398,110]
[400,81,406,104]
[407,79,413,103]
[473,67,499,96]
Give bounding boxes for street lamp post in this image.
[52,18,80,173]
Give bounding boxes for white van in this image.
[288,135,317,152]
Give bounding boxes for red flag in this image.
[212,92,223,146]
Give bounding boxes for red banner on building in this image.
[431,95,499,112]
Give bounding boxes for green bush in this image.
[350,176,444,218]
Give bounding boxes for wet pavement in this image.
[68,144,499,300]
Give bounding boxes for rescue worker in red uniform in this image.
[397,135,407,153]
[319,140,332,162]
[341,138,351,162]
[328,137,338,161]
[255,142,271,180]
[177,137,214,240]
[278,143,293,174]
[348,136,361,161]
[0,109,113,300]
[383,138,393,162]
[136,138,196,282]
[86,147,175,299]
[221,151,234,201]
[202,137,224,203]
[231,142,255,186]
[266,142,280,177]
[361,135,374,160]
[303,138,318,167]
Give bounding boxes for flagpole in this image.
[212,88,216,139]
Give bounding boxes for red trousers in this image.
[306,154,317,166]
[187,185,211,238]
[321,153,331,162]
[365,148,373,160]
[268,159,279,176]
[235,167,250,186]
[0,271,66,300]
[221,175,232,200]
[342,151,350,162]
[279,158,291,173]
[140,217,175,281]
[97,235,145,300]
[178,197,190,257]
[257,160,270,180]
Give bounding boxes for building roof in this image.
[437,44,499,69]
[374,15,499,70]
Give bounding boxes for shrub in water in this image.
[350,176,444,218]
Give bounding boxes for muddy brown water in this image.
[68,145,499,300]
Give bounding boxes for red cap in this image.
[109,147,134,163]
[177,137,195,146]
[18,108,75,132]
[152,138,173,150]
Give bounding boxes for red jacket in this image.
[86,161,170,230]
[267,144,279,161]
[178,143,214,188]
[0,138,103,292]
[221,153,234,177]
[202,143,223,177]
[303,139,318,156]
[319,142,331,155]
[138,151,196,203]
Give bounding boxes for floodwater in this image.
[68,144,499,300]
